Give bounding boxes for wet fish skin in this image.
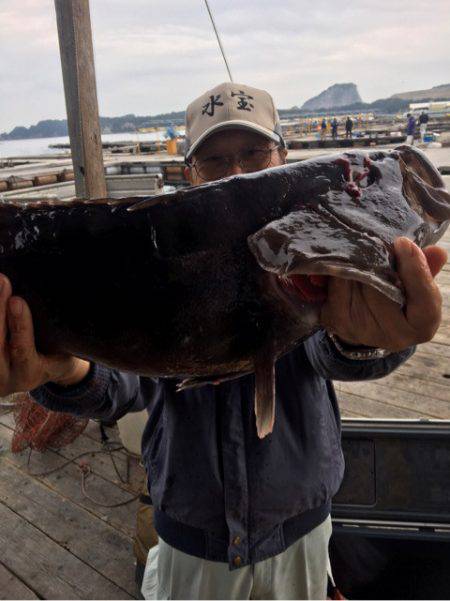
[249,146,450,306]
[0,146,448,437]
[0,160,336,375]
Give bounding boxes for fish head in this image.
[248,147,450,339]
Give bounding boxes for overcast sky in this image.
[1,0,449,132]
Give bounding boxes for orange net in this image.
[11,393,88,453]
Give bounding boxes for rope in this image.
[26,425,141,508]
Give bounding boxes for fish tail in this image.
[254,346,276,438]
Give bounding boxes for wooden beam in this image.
[0,562,38,600]
[54,0,107,199]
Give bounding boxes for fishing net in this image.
[11,393,88,453]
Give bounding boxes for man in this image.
[320,117,327,140]
[331,117,338,140]
[0,82,446,600]
[419,111,429,143]
[345,116,353,139]
[406,113,416,145]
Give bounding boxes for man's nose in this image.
[225,159,244,176]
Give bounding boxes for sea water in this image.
[0,130,184,159]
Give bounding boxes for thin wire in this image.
[27,445,141,508]
[203,0,233,82]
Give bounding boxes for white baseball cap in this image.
[185,82,285,159]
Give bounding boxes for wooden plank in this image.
[0,562,39,600]
[0,502,133,599]
[336,390,427,419]
[0,413,145,495]
[431,327,450,347]
[0,424,138,537]
[339,407,361,418]
[436,272,450,286]
[54,0,106,199]
[437,285,450,300]
[395,352,450,381]
[416,341,450,358]
[336,380,450,419]
[84,420,122,444]
[378,370,450,403]
[0,461,136,596]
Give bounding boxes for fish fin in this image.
[402,166,450,223]
[127,178,226,212]
[396,145,444,189]
[248,205,404,304]
[177,371,247,391]
[127,188,187,212]
[0,197,143,211]
[254,347,276,439]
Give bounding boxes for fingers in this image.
[320,277,352,337]
[7,296,38,372]
[422,245,448,278]
[394,237,442,340]
[322,276,406,350]
[0,274,12,349]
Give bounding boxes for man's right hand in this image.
[0,274,90,396]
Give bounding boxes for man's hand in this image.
[0,274,90,396]
[320,237,448,353]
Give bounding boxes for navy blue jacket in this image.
[32,330,414,569]
[407,116,416,135]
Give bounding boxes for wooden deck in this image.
[0,415,145,599]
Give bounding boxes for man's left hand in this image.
[320,237,448,353]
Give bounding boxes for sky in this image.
[1,0,449,133]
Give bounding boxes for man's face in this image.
[185,129,287,185]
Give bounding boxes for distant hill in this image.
[390,83,450,101]
[0,97,409,140]
[8,81,446,141]
[0,111,185,140]
[301,83,362,110]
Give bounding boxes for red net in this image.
[11,393,88,453]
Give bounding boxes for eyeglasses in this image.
[190,145,280,181]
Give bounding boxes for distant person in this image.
[331,118,338,140]
[345,116,353,139]
[405,113,416,145]
[165,124,177,140]
[320,118,327,140]
[419,111,429,142]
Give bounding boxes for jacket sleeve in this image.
[31,362,162,422]
[303,329,415,381]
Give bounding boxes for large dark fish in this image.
[1,146,449,437]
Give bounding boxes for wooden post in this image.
[54,0,107,199]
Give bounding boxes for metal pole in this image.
[54,0,107,199]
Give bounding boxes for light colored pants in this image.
[406,134,415,145]
[141,516,332,600]
[420,123,427,141]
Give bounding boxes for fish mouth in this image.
[274,273,329,306]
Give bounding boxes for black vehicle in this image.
[331,419,450,599]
